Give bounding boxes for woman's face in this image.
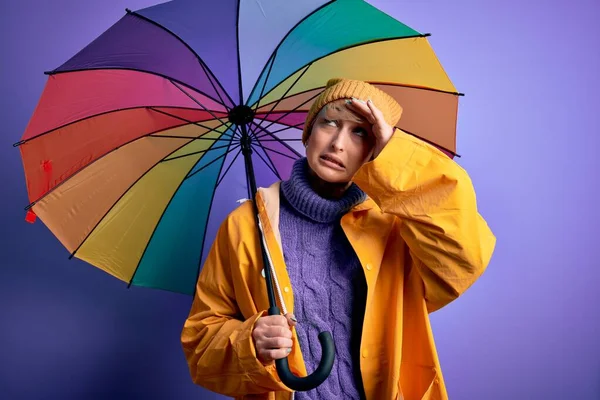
[305,100,375,184]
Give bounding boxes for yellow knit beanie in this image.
[302,78,403,144]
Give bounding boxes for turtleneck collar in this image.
[280,157,366,224]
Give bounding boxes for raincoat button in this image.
[261,269,266,278]
[284,286,290,293]
[366,264,373,271]
[362,349,369,358]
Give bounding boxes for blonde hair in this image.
[321,99,366,123]
[306,99,367,139]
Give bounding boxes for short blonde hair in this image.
[320,99,366,123]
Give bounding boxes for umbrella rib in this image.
[259,122,304,137]
[24,120,230,212]
[148,107,236,140]
[184,144,241,181]
[126,136,236,289]
[215,147,243,188]
[148,134,232,142]
[250,122,302,158]
[191,135,238,297]
[254,121,305,141]
[168,80,233,129]
[254,90,321,135]
[198,61,231,112]
[246,124,280,178]
[247,126,281,180]
[256,144,298,161]
[259,138,303,142]
[254,82,464,116]
[125,9,236,107]
[400,128,460,158]
[255,63,312,132]
[43,67,233,111]
[161,143,237,162]
[251,143,282,181]
[14,106,227,147]
[66,123,229,259]
[248,34,437,108]
[246,0,335,101]
[251,50,277,112]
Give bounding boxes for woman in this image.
[181,78,496,399]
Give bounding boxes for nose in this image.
[330,129,350,152]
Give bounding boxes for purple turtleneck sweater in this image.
[279,158,368,400]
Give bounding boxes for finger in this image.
[259,336,294,350]
[260,315,289,327]
[253,324,290,341]
[284,313,298,327]
[345,98,376,124]
[346,98,374,121]
[258,347,292,362]
[366,99,386,125]
[264,325,293,339]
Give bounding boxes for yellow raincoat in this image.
[181,129,496,399]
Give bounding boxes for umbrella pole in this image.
[238,123,335,392]
[240,127,278,312]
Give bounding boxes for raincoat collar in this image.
[259,181,376,217]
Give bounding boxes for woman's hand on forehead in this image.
[345,98,395,159]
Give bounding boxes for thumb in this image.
[285,313,298,327]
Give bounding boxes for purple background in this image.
[1,0,599,399]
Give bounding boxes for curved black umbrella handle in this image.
[269,306,335,392]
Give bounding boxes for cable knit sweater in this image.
[279,158,368,400]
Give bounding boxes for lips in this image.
[320,154,345,169]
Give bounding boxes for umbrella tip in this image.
[25,210,37,224]
[125,8,132,13]
[13,140,25,147]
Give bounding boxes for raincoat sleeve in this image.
[181,211,291,396]
[353,129,496,312]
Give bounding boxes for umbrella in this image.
[15,0,461,391]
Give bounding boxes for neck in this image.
[306,165,351,199]
[280,157,366,224]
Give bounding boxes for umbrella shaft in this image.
[240,125,279,312]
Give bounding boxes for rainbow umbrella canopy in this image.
[17,0,461,296]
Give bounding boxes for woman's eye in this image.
[353,129,367,137]
[323,119,337,127]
